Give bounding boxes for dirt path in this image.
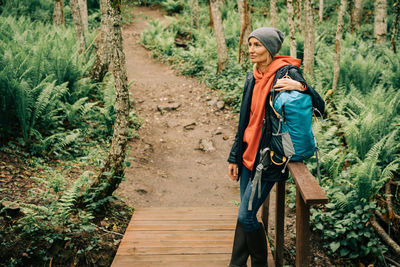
[116,6,240,207]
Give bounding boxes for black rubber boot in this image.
[229,221,249,267]
[246,226,268,267]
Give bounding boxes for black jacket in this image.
[227,65,325,182]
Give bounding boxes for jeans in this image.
[238,166,275,232]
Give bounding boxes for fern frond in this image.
[364,134,387,163]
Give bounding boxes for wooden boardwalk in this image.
[112,206,275,267]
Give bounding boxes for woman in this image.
[227,27,324,267]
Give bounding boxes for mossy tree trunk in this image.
[374,0,387,43]
[190,0,199,29]
[89,0,113,82]
[270,0,277,28]
[238,0,252,63]
[70,0,86,54]
[352,0,364,30]
[53,0,65,25]
[287,0,297,58]
[318,0,323,22]
[208,0,214,27]
[210,0,227,73]
[86,0,130,204]
[79,0,89,37]
[390,1,399,52]
[332,0,347,92]
[296,0,303,34]
[303,0,315,74]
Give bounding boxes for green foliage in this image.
[0,170,96,265]
[311,200,386,263]
[333,85,400,160]
[0,0,53,22]
[161,0,183,15]
[0,16,123,158]
[0,2,137,266]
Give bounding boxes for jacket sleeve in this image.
[227,72,252,163]
[227,131,240,163]
[288,67,325,116]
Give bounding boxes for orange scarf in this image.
[242,56,301,170]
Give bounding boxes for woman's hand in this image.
[228,163,239,181]
[273,78,305,92]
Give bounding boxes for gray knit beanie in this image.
[248,27,285,56]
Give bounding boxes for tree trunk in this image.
[208,0,214,27]
[270,0,278,28]
[88,0,130,204]
[288,0,297,58]
[352,0,363,30]
[296,0,303,34]
[70,0,86,54]
[53,0,65,25]
[332,0,347,92]
[303,0,315,74]
[391,1,400,52]
[210,0,227,73]
[190,0,199,29]
[238,0,252,63]
[89,0,113,82]
[348,0,354,30]
[374,0,387,44]
[79,0,89,36]
[318,0,323,22]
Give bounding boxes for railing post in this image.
[274,181,285,267]
[296,187,311,267]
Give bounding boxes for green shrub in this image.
[161,0,183,15]
[0,15,119,157]
[0,0,53,22]
[311,199,385,263]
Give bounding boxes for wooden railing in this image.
[261,162,328,267]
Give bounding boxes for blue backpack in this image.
[268,69,318,172]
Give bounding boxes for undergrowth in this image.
[0,1,140,266]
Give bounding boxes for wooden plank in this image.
[123,230,233,241]
[274,181,285,267]
[296,187,311,267]
[113,253,231,262]
[117,246,231,255]
[118,240,233,248]
[133,206,237,213]
[132,214,237,221]
[112,256,229,267]
[130,219,235,225]
[288,162,328,205]
[127,222,235,231]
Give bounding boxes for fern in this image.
[58,171,91,222]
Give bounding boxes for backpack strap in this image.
[248,147,270,211]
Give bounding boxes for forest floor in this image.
[114,5,333,267]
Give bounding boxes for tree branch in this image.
[385,256,400,267]
[370,216,400,255]
[90,223,123,236]
[385,182,400,222]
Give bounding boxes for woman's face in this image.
[248,37,272,65]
